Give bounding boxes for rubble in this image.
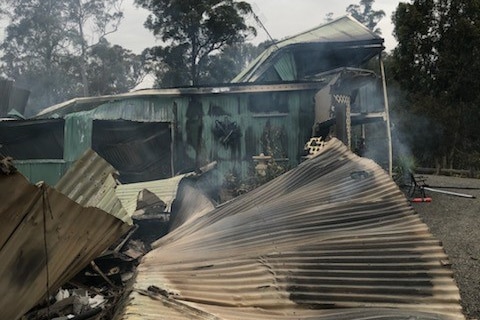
[0,168,130,320]
[115,138,464,320]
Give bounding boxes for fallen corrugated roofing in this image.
[55,149,132,224]
[116,174,188,216]
[0,169,130,320]
[116,138,464,319]
[168,180,216,232]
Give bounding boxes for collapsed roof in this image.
[115,138,463,319]
[232,15,384,83]
[0,161,130,320]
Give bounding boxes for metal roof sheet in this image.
[0,170,130,320]
[168,180,216,232]
[232,16,384,83]
[55,149,132,224]
[277,15,382,44]
[116,174,188,215]
[34,82,326,119]
[116,138,464,319]
[0,79,30,117]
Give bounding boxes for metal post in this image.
[170,102,177,177]
[170,121,175,177]
[379,54,393,177]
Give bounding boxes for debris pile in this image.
[0,164,130,320]
[115,138,464,319]
[0,141,466,319]
[0,150,215,319]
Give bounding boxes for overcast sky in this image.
[107,0,401,54]
[0,0,401,88]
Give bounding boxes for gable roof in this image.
[232,15,384,83]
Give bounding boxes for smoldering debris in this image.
[1,140,466,319]
[115,138,464,320]
[0,149,217,320]
[0,165,130,320]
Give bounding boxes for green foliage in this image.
[87,39,146,95]
[391,0,480,169]
[136,0,256,86]
[346,0,385,34]
[198,41,271,84]
[0,0,142,115]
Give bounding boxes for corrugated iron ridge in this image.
[0,173,130,320]
[118,138,464,319]
[55,149,132,224]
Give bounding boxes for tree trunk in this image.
[190,31,198,86]
[77,0,89,96]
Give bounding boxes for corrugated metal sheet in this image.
[40,87,317,184]
[168,180,216,232]
[0,79,30,117]
[116,138,463,319]
[61,97,175,123]
[13,159,70,185]
[55,149,132,224]
[0,119,64,159]
[34,82,326,119]
[116,174,187,215]
[64,114,93,161]
[0,79,14,116]
[0,170,130,320]
[92,120,172,183]
[8,86,30,115]
[175,90,316,178]
[232,16,384,83]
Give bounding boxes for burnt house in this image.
[0,16,392,185]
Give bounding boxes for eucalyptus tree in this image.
[136,0,256,86]
[0,0,126,114]
[346,0,385,34]
[392,0,480,168]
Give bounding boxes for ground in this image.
[411,174,480,320]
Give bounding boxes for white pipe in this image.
[423,187,475,199]
[379,54,393,177]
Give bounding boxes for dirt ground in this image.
[410,174,480,320]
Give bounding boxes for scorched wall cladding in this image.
[5,77,387,185]
[174,90,316,178]
[61,91,318,181]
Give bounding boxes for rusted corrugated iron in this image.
[55,149,132,224]
[116,138,464,319]
[0,170,130,320]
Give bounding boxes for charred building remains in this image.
[1,17,462,320]
[1,16,391,185]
